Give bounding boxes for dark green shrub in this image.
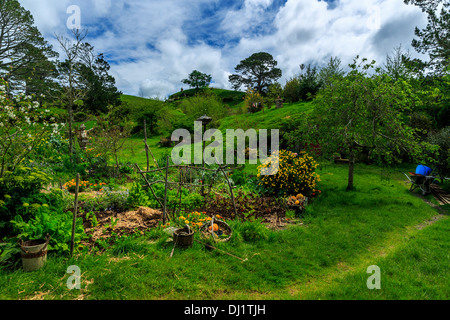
[283,77,300,103]
[0,167,50,232]
[437,105,450,129]
[428,127,450,183]
[74,112,88,122]
[10,205,87,254]
[230,170,247,186]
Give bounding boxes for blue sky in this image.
[19,0,427,98]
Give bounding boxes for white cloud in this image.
[18,0,428,97]
[221,0,275,36]
[228,0,428,84]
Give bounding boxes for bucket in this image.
[173,228,194,248]
[19,234,50,272]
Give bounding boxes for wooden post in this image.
[219,165,238,218]
[201,123,206,196]
[144,120,150,171]
[70,173,80,257]
[176,168,183,216]
[163,156,169,225]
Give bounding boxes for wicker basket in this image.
[200,219,232,243]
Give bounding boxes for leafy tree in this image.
[0,78,56,178]
[0,0,58,96]
[78,46,122,115]
[57,34,122,165]
[309,57,433,190]
[229,52,282,94]
[427,126,450,183]
[283,77,300,103]
[178,91,227,130]
[91,107,133,177]
[13,43,60,99]
[298,64,322,101]
[404,0,450,74]
[381,45,413,81]
[56,29,90,159]
[282,64,322,102]
[182,70,212,89]
[265,82,283,108]
[318,56,345,88]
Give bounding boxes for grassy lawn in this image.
[116,135,172,169]
[218,101,313,133]
[114,101,313,171]
[0,162,447,300]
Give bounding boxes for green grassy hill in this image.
[218,101,313,132]
[169,88,246,108]
[120,94,164,108]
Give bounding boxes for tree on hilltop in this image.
[182,70,212,89]
[229,52,282,94]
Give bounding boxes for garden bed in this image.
[82,207,162,246]
[204,192,286,221]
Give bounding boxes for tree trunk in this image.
[347,151,355,191]
[68,103,74,162]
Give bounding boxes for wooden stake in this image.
[144,120,150,171]
[163,156,169,225]
[70,173,80,257]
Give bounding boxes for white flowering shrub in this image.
[0,78,68,230]
[0,78,63,178]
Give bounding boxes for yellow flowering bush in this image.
[257,150,321,197]
[244,88,264,113]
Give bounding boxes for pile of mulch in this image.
[82,207,162,245]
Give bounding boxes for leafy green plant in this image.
[10,206,87,254]
[0,167,50,232]
[85,211,99,227]
[127,181,150,208]
[0,242,21,269]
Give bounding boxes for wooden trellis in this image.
[135,158,241,224]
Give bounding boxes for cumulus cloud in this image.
[227,0,428,84]
[221,0,275,36]
[18,0,428,98]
